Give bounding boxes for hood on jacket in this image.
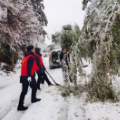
[24,51,34,57]
[35,48,42,56]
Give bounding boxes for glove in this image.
[28,77,31,82]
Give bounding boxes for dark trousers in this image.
[18,77,37,107]
[37,72,52,89]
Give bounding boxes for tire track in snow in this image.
[0,57,64,120]
[0,86,33,120]
[57,97,69,120]
[58,94,87,120]
[0,81,21,120]
[0,82,16,90]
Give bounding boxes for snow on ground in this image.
[1,57,120,120]
[86,102,120,120]
[0,61,21,120]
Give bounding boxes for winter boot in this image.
[40,77,44,84]
[32,98,41,103]
[17,90,28,111]
[17,105,28,111]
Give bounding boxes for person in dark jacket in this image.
[35,47,53,90]
[17,45,41,111]
[60,48,72,82]
[60,48,69,67]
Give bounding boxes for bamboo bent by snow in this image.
[63,0,104,61]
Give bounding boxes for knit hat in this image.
[27,45,34,51]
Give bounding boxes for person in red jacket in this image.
[35,48,53,90]
[17,46,41,111]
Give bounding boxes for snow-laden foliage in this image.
[82,0,102,11]
[52,24,81,51]
[0,0,47,51]
[31,0,48,26]
[63,0,120,101]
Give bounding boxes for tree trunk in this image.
[12,51,14,71]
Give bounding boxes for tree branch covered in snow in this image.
[30,0,48,26]
[0,0,47,51]
[63,0,120,101]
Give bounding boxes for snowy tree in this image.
[82,0,91,10]
[53,24,80,91]
[52,24,80,51]
[52,32,61,44]
[0,0,47,51]
[62,0,120,101]
[0,0,47,70]
[30,0,48,25]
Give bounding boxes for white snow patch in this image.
[0,57,120,120]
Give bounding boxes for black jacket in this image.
[60,52,64,61]
[60,52,69,66]
[20,51,35,83]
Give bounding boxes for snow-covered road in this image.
[0,57,88,120]
[1,57,120,120]
[0,57,64,120]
